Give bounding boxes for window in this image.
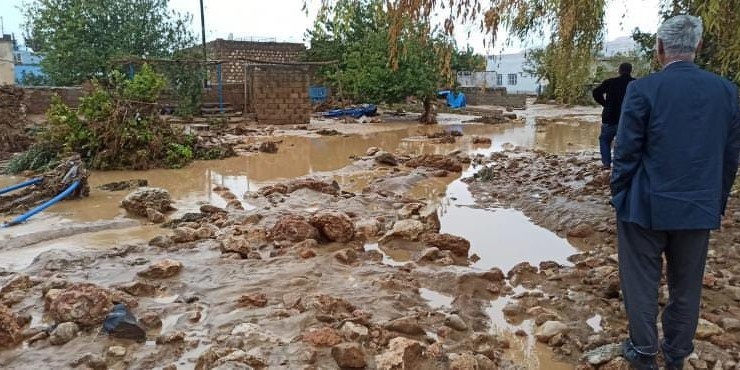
[496,74,503,86]
[508,73,518,85]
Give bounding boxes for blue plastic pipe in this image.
[2,180,81,228]
[0,178,43,196]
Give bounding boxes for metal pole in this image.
[199,0,208,88]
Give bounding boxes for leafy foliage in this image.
[307,0,454,122]
[23,0,195,86]
[38,64,199,170]
[451,45,486,73]
[17,70,51,86]
[4,143,59,174]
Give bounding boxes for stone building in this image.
[205,39,306,84]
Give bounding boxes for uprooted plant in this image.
[8,64,230,174]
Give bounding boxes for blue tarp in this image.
[323,104,378,118]
[437,90,467,109]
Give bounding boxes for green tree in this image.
[23,0,194,86]
[451,45,486,73]
[307,0,452,123]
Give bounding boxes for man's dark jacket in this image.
[611,61,740,230]
[593,74,636,125]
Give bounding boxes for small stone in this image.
[71,353,107,370]
[340,321,369,341]
[172,227,198,243]
[382,219,426,241]
[200,204,226,214]
[719,317,740,332]
[420,232,470,257]
[335,249,358,265]
[331,342,367,368]
[139,312,162,329]
[582,343,623,365]
[375,151,399,166]
[0,305,22,348]
[108,346,126,357]
[49,322,79,345]
[137,259,183,279]
[567,223,594,238]
[238,293,268,308]
[146,207,166,223]
[415,247,440,262]
[502,302,523,316]
[299,248,317,259]
[366,147,381,156]
[195,224,218,239]
[696,318,724,339]
[303,327,342,347]
[0,274,32,295]
[156,331,186,345]
[375,337,426,370]
[271,215,320,242]
[535,321,569,342]
[444,314,468,331]
[310,210,356,243]
[148,235,174,248]
[384,316,425,336]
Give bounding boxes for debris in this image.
[103,304,146,342]
[98,179,148,191]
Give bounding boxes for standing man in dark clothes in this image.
[611,15,740,370]
[593,62,635,168]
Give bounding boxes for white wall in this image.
[486,53,540,94]
[0,40,15,85]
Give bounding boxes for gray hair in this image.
[657,15,703,56]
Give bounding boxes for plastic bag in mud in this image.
[103,304,146,342]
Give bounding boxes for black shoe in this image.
[623,342,658,370]
[664,360,684,370]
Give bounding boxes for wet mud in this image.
[3,103,734,369]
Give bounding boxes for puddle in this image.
[419,288,454,309]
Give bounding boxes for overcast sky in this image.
[0,0,660,53]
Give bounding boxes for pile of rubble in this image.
[0,86,32,157]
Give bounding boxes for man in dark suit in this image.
[593,62,635,168]
[611,15,740,370]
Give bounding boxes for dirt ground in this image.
[0,102,737,370]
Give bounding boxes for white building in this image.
[485,52,540,94]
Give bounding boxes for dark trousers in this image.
[599,123,618,167]
[617,220,709,363]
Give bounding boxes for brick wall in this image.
[247,64,311,125]
[206,39,305,84]
[461,87,527,108]
[23,86,87,114]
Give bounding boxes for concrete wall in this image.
[0,39,15,85]
[206,39,306,84]
[461,87,527,108]
[202,83,246,111]
[23,86,86,114]
[246,64,311,125]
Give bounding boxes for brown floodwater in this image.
[0,112,601,369]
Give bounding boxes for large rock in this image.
[302,327,343,347]
[406,154,463,172]
[0,274,32,295]
[137,259,183,279]
[49,283,112,327]
[259,178,340,197]
[270,215,320,242]
[535,321,569,342]
[220,236,252,258]
[121,187,173,218]
[445,314,468,331]
[332,342,367,368]
[49,322,79,345]
[375,151,399,166]
[310,210,356,243]
[567,223,594,238]
[0,304,22,348]
[421,233,470,257]
[355,218,382,239]
[696,318,723,339]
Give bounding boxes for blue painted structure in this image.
[310,86,329,104]
[13,46,46,85]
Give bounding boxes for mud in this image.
[3,102,734,369]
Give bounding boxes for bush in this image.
[5,143,59,174]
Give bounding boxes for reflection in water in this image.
[419,288,454,309]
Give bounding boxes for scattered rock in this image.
[582,343,623,365]
[421,232,470,257]
[71,353,107,370]
[340,321,369,341]
[221,237,252,258]
[567,223,594,238]
[172,227,198,243]
[0,274,32,295]
[238,293,268,308]
[335,249,359,265]
[332,342,367,368]
[507,262,538,279]
[156,331,186,345]
[138,312,162,329]
[375,337,426,370]
[98,179,148,191]
[146,207,166,223]
[310,210,356,242]
[49,283,112,327]
[303,327,343,347]
[719,317,740,332]
[149,235,174,248]
[49,322,79,345]
[535,321,569,342]
[137,259,183,279]
[696,318,723,339]
[107,345,126,357]
[382,219,426,241]
[406,154,463,172]
[0,304,22,348]
[259,141,279,153]
[366,147,381,156]
[200,204,227,214]
[121,187,173,217]
[195,224,219,239]
[384,316,425,336]
[115,281,159,297]
[471,136,492,145]
[445,314,468,331]
[415,247,440,262]
[355,218,382,239]
[271,215,320,242]
[375,151,399,166]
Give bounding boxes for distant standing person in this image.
[611,15,740,370]
[592,62,635,169]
